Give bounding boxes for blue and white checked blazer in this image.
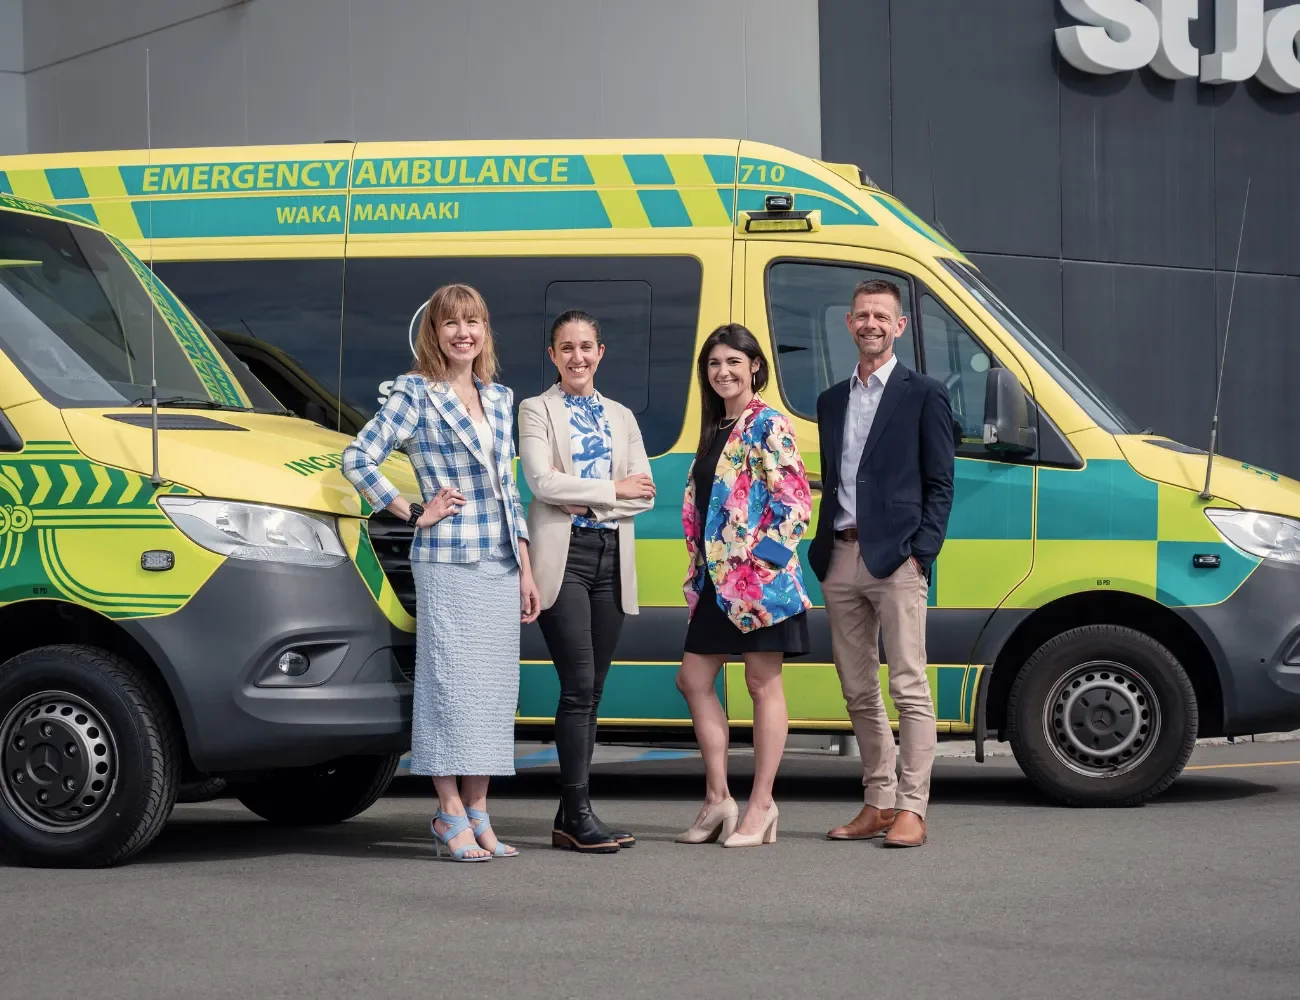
[342,373,529,565]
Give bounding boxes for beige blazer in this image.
[519,384,654,613]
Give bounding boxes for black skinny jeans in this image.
[537,528,625,786]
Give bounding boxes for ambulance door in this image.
[731,241,1036,733]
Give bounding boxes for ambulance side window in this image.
[918,292,994,447]
[341,255,701,456]
[544,281,651,413]
[154,258,347,419]
[767,261,916,420]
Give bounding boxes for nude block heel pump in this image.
[675,797,740,844]
[721,803,779,848]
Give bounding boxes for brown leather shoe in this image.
[882,809,927,848]
[826,804,896,840]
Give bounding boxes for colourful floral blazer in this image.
[682,396,813,633]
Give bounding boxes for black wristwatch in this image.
[406,503,425,527]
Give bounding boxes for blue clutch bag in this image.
[753,536,796,568]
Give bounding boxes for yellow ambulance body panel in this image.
[6,138,1300,816]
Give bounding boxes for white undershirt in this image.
[836,354,899,530]
[472,418,505,499]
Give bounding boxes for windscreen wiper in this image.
[129,396,248,411]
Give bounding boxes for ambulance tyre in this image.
[235,752,401,825]
[1006,625,1197,807]
[176,776,227,803]
[0,645,180,867]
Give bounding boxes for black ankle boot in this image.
[553,784,620,853]
[589,804,636,848]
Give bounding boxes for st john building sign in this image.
[1056,0,1300,92]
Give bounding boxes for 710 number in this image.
[739,163,786,184]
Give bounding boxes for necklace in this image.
[719,416,738,429]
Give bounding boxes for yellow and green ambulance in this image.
[0,191,420,866]
[4,138,1300,856]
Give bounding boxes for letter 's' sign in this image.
[1056,0,1300,92]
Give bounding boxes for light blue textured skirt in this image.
[409,556,520,777]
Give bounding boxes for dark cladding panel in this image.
[1062,261,1217,448]
[1214,272,1300,479]
[1214,82,1300,278]
[1059,69,1215,269]
[967,252,1064,348]
[817,0,893,190]
[888,0,1060,258]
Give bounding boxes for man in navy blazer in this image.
[809,278,955,849]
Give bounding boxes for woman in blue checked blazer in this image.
[342,283,541,863]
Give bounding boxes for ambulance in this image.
[3,139,1300,864]
[0,191,418,866]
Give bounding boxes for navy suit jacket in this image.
[808,364,956,583]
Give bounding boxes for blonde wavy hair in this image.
[411,283,499,384]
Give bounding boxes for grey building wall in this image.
[0,0,23,153]
[19,0,821,157]
[820,0,1300,480]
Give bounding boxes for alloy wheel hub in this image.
[1043,662,1161,777]
[1,692,117,833]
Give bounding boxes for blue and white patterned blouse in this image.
[562,390,616,530]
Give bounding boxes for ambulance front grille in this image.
[366,511,417,616]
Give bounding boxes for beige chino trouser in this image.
[823,537,936,819]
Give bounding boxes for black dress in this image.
[683,420,810,657]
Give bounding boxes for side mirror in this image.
[983,368,1037,455]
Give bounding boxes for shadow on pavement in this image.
[93,762,1275,868]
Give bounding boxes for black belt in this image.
[571,524,616,536]
[834,528,858,542]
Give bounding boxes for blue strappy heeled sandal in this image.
[466,807,519,858]
[431,810,494,862]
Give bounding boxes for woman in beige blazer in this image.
[519,310,656,854]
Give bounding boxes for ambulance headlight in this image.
[158,498,347,568]
[1205,509,1300,565]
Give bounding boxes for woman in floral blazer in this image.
[674,324,812,850]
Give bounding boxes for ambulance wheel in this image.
[0,645,179,867]
[1006,625,1197,807]
[235,753,401,825]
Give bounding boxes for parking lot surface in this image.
[4,740,1300,1000]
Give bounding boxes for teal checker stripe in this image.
[60,203,99,224]
[517,662,717,720]
[624,154,674,186]
[1156,541,1258,607]
[1038,460,1158,541]
[717,188,735,221]
[347,190,611,234]
[705,154,737,184]
[0,172,10,195]
[798,539,822,606]
[936,666,968,721]
[515,453,691,541]
[946,459,1033,539]
[638,189,692,228]
[46,167,89,201]
[134,195,347,238]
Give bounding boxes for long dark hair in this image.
[549,309,602,385]
[694,323,769,464]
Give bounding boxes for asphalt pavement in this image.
[4,740,1300,1000]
